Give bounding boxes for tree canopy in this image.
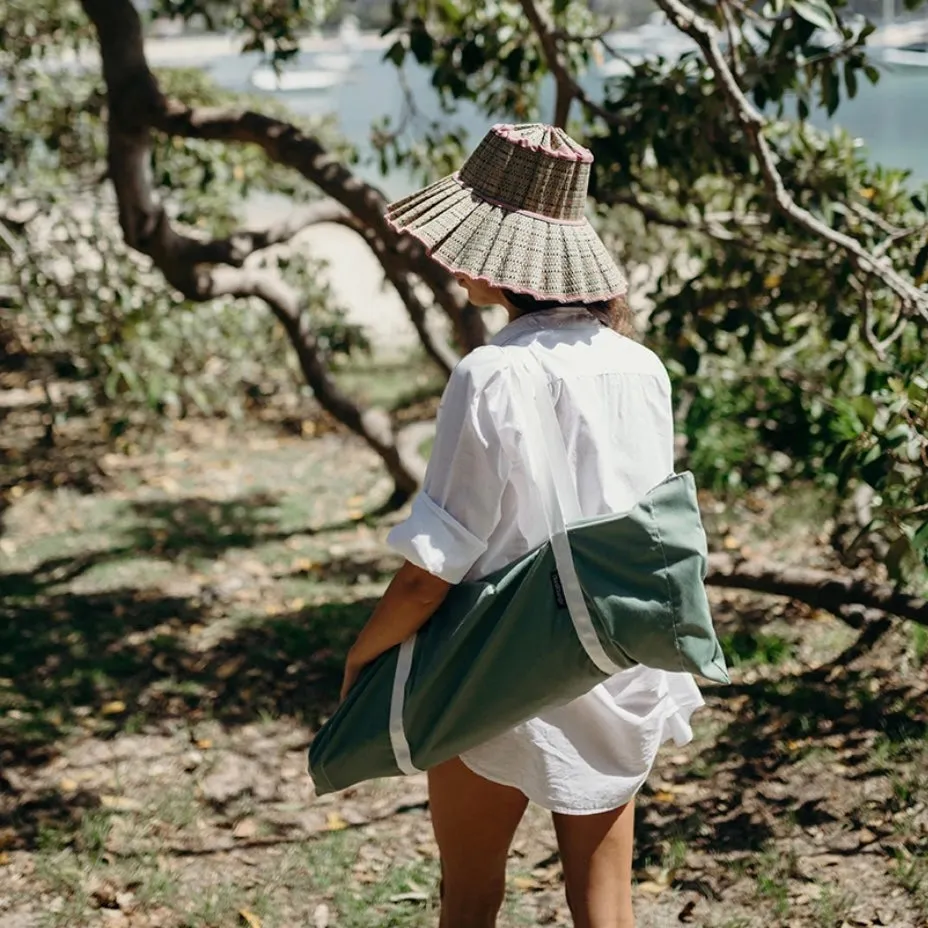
[1,0,926,623]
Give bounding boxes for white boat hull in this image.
[314,52,355,71]
[250,67,342,92]
[882,46,928,68]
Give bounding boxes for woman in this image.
[340,124,704,928]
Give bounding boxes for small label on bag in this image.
[550,570,567,608]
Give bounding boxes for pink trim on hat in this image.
[383,213,627,303]
[491,123,594,164]
[449,174,587,226]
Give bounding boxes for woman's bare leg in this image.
[428,757,529,928]
[552,799,636,928]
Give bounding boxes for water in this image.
[200,45,928,199]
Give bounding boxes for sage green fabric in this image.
[308,471,728,795]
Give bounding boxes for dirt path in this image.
[1,413,926,928]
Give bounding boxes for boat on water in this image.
[250,67,342,92]
[598,12,701,76]
[248,16,362,93]
[873,0,928,69]
[881,40,928,68]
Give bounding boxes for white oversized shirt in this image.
[387,308,704,814]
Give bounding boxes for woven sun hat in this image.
[384,123,627,303]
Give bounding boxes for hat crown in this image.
[457,123,593,224]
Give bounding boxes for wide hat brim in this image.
[385,174,627,304]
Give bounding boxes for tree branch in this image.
[210,265,426,497]
[706,554,928,626]
[652,0,928,323]
[323,212,459,377]
[518,0,618,128]
[149,100,486,351]
[77,0,427,503]
[78,0,485,354]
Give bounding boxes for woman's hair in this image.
[501,289,634,337]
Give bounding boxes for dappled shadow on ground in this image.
[1,489,392,599]
[0,583,374,756]
[633,665,928,870]
[0,583,374,848]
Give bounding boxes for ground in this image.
[1,360,927,928]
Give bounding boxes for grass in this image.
[754,846,797,922]
[181,880,278,928]
[4,409,927,928]
[298,831,439,928]
[333,350,445,412]
[910,624,928,667]
[152,784,201,830]
[720,630,794,668]
[662,838,688,874]
[813,885,856,927]
[893,851,928,917]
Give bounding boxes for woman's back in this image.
[388,307,704,814]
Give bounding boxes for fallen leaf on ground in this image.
[239,909,262,927]
[60,777,79,792]
[233,818,259,839]
[101,795,144,812]
[638,880,669,895]
[0,852,10,865]
[389,892,429,903]
[100,700,126,716]
[513,876,542,891]
[217,656,246,679]
[326,812,349,831]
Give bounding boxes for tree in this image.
[2,0,926,627]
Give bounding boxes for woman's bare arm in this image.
[340,560,451,700]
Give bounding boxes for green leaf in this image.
[790,0,837,32]
[822,66,840,116]
[911,194,927,213]
[885,535,913,582]
[385,40,406,67]
[914,240,928,284]
[843,61,858,99]
[409,29,434,64]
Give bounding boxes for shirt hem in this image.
[459,695,706,815]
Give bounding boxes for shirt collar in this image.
[490,307,599,347]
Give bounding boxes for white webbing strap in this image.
[388,634,421,775]
[514,348,620,677]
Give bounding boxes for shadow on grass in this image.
[633,667,928,867]
[1,489,397,600]
[0,584,375,849]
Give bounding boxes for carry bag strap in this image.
[512,347,619,676]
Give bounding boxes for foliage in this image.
[2,0,927,583]
[0,27,366,429]
[379,0,928,584]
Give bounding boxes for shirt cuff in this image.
[387,492,488,584]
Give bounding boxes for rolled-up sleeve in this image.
[387,348,513,584]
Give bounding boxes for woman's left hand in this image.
[339,658,363,703]
[337,561,451,705]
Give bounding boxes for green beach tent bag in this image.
[308,349,729,795]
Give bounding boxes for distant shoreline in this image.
[55,30,392,69]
